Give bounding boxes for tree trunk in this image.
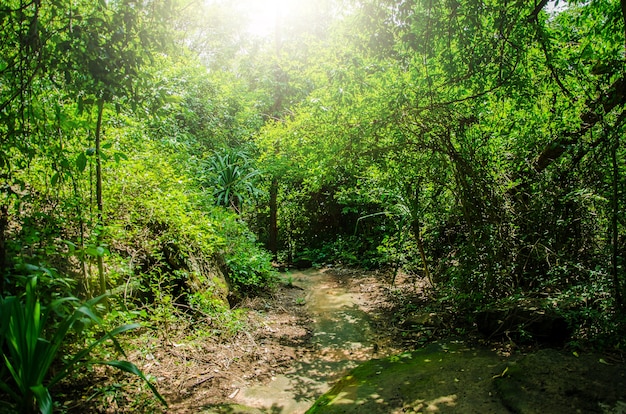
[611,135,622,309]
[406,184,432,285]
[411,218,431,286]
[0,204,8,292]
[533,76,626,174]
[95,98,106,296]
[268,177,278,261]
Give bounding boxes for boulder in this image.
[476,307,571,345]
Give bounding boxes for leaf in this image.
[114,152,128,163]
[76,152,88,172]
[96,360,167,407]
[492,366,509,379]
[51,173,60,186]
[63,240,77,253]
[75,305,103,325]
[30,384,52,414]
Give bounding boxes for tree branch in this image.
[534,76,626,173]
[528,0,550,22]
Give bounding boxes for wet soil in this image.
[64,267,626,413]
[94,267,401,413]
[230,269,395,413]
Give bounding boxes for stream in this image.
[233,268,381,413]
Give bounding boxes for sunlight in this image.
[200,0,321,38]
[245,0,285,36]
[239,0,308,37]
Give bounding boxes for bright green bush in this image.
[105,130,276,295]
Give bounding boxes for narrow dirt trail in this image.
[233,268,385,413]
[72,267,626,413]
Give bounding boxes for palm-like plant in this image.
[0,277,166,413]
[205,150,262,214]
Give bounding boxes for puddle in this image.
[233,269,380,413]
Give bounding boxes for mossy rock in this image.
[307,342,507,413]
[308,343,626,413]
[494,349,626,413]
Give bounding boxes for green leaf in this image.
[76,152,88,172]
[31,384,52,414]
[114,152,128,163]
[75,305,103,326]
[50,173,60,186]
[96,360,167,407]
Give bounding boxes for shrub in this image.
[0,277,166,413]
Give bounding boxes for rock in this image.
[476,307,571,345]
[307,343,626,413]
[186,255,230,309]
[494,349,626,413]
[307,342,506,413]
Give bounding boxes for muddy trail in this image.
[230,268,391,412]
[117,267,626,414]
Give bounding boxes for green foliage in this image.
[0,0,624,383]
[0,277,165,413]
[203,149,263,214]
[224,231,278,294]
[246,0,626,349]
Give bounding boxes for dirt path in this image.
[80,267,625,413]
[131,267,398,414]
[232,268,389,412]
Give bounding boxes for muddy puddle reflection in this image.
[234,268,383,413]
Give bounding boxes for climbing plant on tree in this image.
[253,0,626,321]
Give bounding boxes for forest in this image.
[1,0,625,412]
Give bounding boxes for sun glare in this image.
[240,0,307,37]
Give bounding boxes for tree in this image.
[253,0,626,316]
[55,0,172,295]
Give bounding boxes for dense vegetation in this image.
[1,0,625,411]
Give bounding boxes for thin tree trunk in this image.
[269,177,278,261]
[611,136,622,309]
[95,98,106,296]
[407,184,432,286]
[0,205,8,292]
[411,219,431,286]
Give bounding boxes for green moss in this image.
[307,342,505,413]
